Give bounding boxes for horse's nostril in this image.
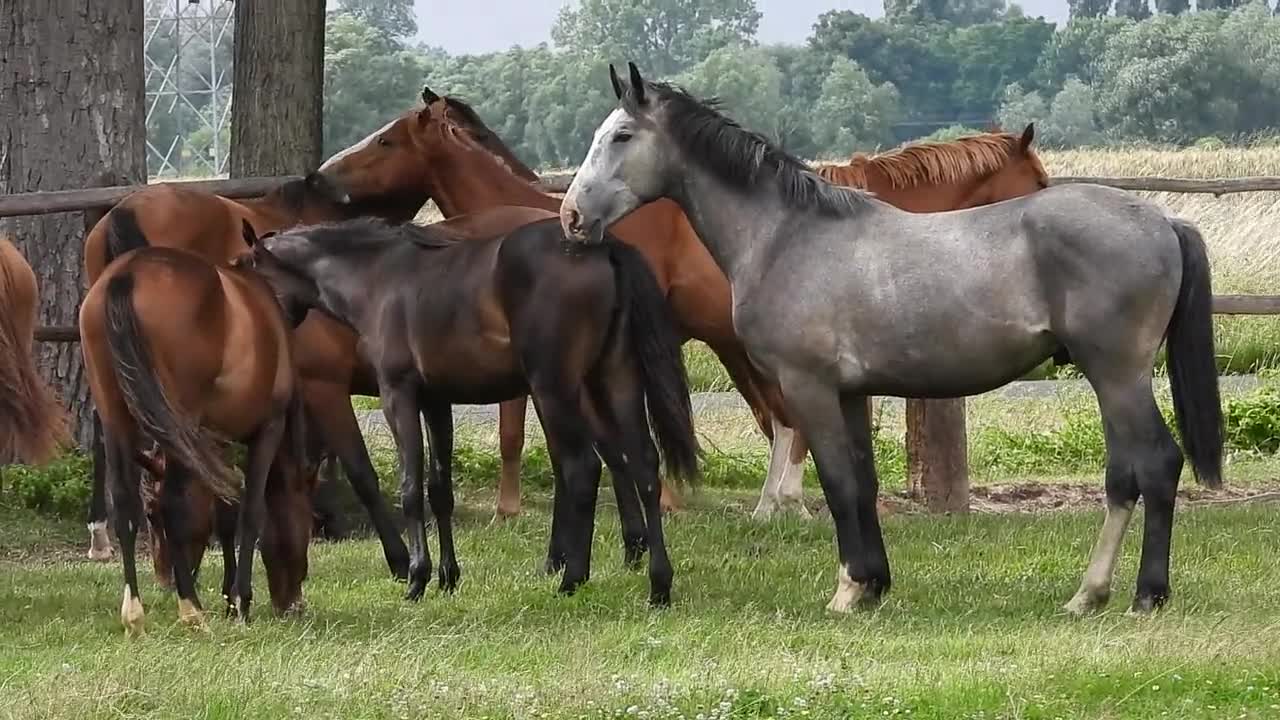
[567,209,582,233]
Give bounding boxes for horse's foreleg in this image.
[494,397,527,521]
[381,379,431,601]
[423,401,461,593]
[231,416,285,624]
[302,380,409,580]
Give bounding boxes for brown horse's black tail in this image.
[103,206,148,266]
[1165,216,1224,488]
[104,271,240,500]
[607,242,700,483]
[0,243,69,464]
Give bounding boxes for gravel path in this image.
[356,374,1260,431]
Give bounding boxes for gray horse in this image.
[560,62,1223,616]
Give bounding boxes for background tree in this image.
[551,0,761,76]
[811,57,902,157]
[331,0,416,41]
[1115,0,1154,19]
[1155,0,1191,14]
[675,44,788,142]
[230,0,326,176]
[1067,0,1114,18]
[0,0,147,446]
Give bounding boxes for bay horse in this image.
[562,63,1223,616]
[0,236,70,465]
[80,246,311,634]
[241,216,699,606]
[79,172,413,582]
[316,88,1049,522]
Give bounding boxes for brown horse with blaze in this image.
[0,237,70,465]
[80,244,311,635]
[317,88,1051,520]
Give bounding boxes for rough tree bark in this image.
[0,0,147,448]
[229,0,326,176]
[906,398,970,514]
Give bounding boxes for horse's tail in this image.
[0,243,69,464]
[102,206,148,266]
[1165,216,1223,488]
[607,241,700,483]
[104,271,239,500]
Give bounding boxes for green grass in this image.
[3,490,1280,719]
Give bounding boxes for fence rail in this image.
[5,171,1280,344]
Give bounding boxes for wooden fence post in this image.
[906,397,970,513]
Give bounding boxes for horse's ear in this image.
[609,64,624,100]
[1020,123,1035,151]
[627,62,646,105]
[242,220,259,248]
[422,85,441,105]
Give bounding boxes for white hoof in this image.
[177,598,208,632]
[751,497,778,520]
[88,522,114,561]
[1063,588,1109,617]
[825,564,864,613]
[121,586,145,637]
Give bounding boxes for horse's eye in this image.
[613,132,633,144]
[377,137,391,147]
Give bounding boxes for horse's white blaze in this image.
[121,585,145,636]
[1064,502,1135,615]
[87,521,113,560]
[318,119,397,170]
[826,563,864,613]
[563,109,628,208]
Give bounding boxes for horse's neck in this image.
[430,153,558,218]
[237,195,303,229]
[672,166,780,289]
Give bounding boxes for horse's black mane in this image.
[287,217,458,255]
[441,95,540,179]
[621,81,869,216]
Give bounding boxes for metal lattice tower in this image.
[144,0,235,179]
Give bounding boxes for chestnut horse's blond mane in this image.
[814,132,1045,190]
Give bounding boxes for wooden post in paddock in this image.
[0,0,147,448]
[906,398,970,513]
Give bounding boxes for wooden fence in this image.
[5,171,1279,511]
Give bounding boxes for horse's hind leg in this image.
[214,497,238,615]
[1064,379,1183,616]
[588,372,672,606]
[381,379,432,601]
[494,397,528,522]
[87,413,115,561]
[105,431,146,636]
[232,415,286,623]
[158,460,206,630]
[422,400,461,593]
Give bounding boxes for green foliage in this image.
[551,0,761,77]
[674,44,788,141]
[332,0,416,40]
[1223,375,1280,454]
[1,453,92,519]
[921,124,988,141]
[811,57,902,157]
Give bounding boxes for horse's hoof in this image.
[121,588,145,637]
[404,579,428,602]
[177,599,209,632]
[543,555,566,576]
[750,500,777,520]
[1126,593,1166,617]
[88,523,114,561]
[438,563,461,594]
[1063,589,1110,617]
[490,506,521,525]
[387,554,411,583]
[649,590,672,608]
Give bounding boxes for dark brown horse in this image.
[0,236,70,465]
[317,90,1051,520]
[242,215,700,606]
[81,246,311,634]
[79,173,412,581]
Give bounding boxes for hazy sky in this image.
[405,0,1071,55]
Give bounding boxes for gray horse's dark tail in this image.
[104,272,240,500]
[103,206,149,266]
[607,242,701,483]
[1165,216,1223,488]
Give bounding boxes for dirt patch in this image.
[888,481,1280,515]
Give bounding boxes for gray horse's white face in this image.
[561,73,671,243]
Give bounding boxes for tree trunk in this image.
[0,0,147,448]
[229,0,326,176]
[906,398,970,514]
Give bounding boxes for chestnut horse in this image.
[0,237,70,465]
[318,89,1049,519]
[81,246,310,635]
